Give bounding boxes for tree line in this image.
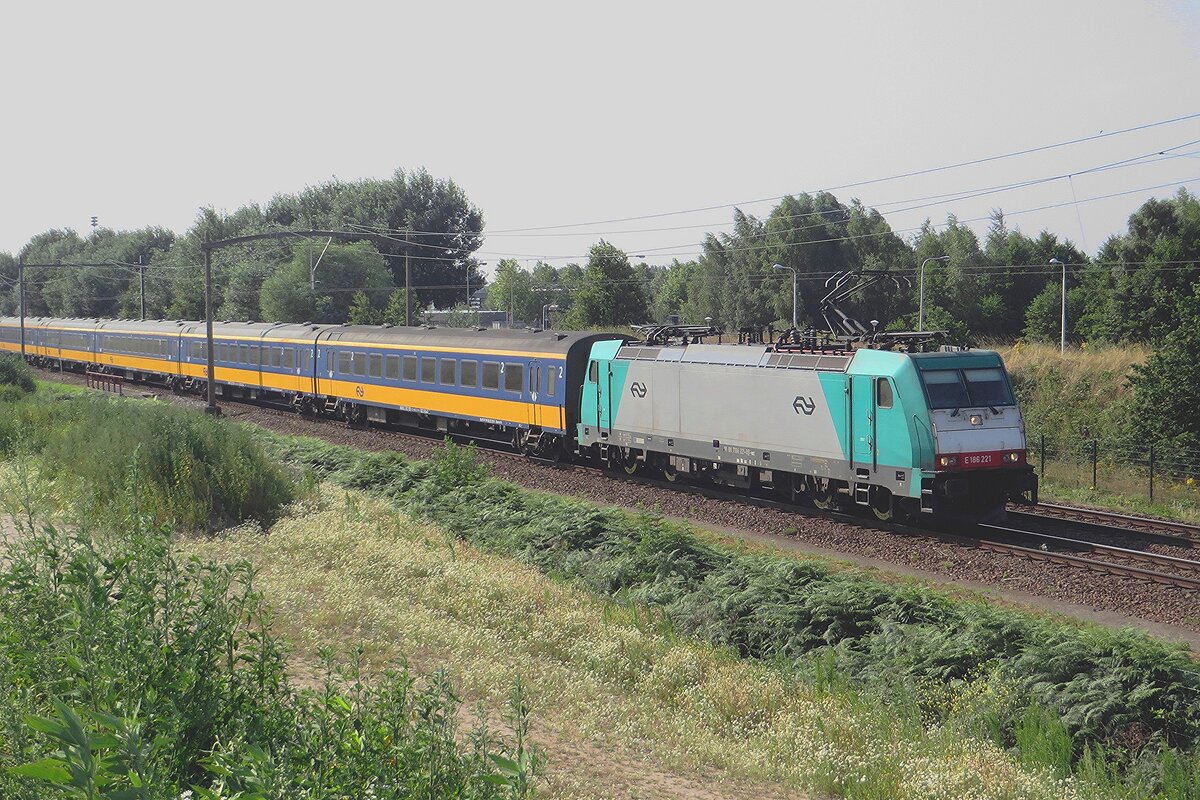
[488,189,1200,349]
[2,168,1197,351]
[0,168,484,327]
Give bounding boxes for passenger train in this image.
[0,315,1037,520]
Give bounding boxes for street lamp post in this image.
[542,302,559,330]
[772,264,798,328]
[918,255,950,332]
[1050,258,1066,353]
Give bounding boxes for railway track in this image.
[46,368,1200,595]
[1011,502,1200,545]
[976,521,1200,591]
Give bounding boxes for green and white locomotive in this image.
[578,338,1037,520]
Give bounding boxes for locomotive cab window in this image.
[876,378,893,409]
[482,361,500,390]
[460,359,477,387]
[963,368,1014,407]
[920,370,970,409]
[504,363,524,393]
[589,361,599,382]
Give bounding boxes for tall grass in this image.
[277,435,1200,796]
[994,342,1146,447]
[0,353,36,402]
[0,502,534,799]
[191,484,1089,800]
[0,394,296,531]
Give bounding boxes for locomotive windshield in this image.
[921,367,1015,409]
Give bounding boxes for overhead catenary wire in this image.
[331,113,1200,242]
[471,175,1200,264]
[478,111,1200,234]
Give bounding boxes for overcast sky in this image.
[3,1,1198,273]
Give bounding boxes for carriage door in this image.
[528,361,542,427]
[849,374,877,472]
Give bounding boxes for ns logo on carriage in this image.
[630,381,648,398]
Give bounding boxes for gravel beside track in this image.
[39,372,1200,645]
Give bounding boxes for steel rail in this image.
[1006,509,1199,550]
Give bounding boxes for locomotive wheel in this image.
[621,450,642,475]
[662,461,686,483]
[811,478,837,510]
[869,486,895,521]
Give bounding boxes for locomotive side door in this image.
[849,374,877,472]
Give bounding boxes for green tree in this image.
[1093,188,1200,342]
[264,168,485,311]
[485,259,540,324]
[561,242,649,328]
[347,290,382,325]
[219,255,276,322]
[1127,283,1200,451]
[260,242,393,323]
[381,288,423,326]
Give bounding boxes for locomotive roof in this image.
[616,342,853,372]
[615,343,1007,375]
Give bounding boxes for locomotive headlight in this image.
[1004,451,1022,462]
[969,414,983,426]
[939,455,958,467]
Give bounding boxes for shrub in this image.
[0,353,35,396]
[6,395,296,531]
[0,521,533,800]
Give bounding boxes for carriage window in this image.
[460,360,477,388]
[547,367,557,397]
[250,346,260,366]
[283,349,295,370]
[338,351,352,374]
[482,361,500,390]
[271,348,282,368]
[385,355,400,380]
[876,378,893,409]
[352,353,367,376]
[504,363,524,393]
[369,354,383,378]
[421,357,436,383]
[403,356,417,381]
[440,359,456,385]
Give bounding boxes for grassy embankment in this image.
[0,357,535,800]
[6,356,1200,798]
[265,434,1200,800]
[994,342,1200,521]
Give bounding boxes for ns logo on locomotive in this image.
[0,272,1035,521]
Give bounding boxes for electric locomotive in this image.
[576,338,1037,520]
